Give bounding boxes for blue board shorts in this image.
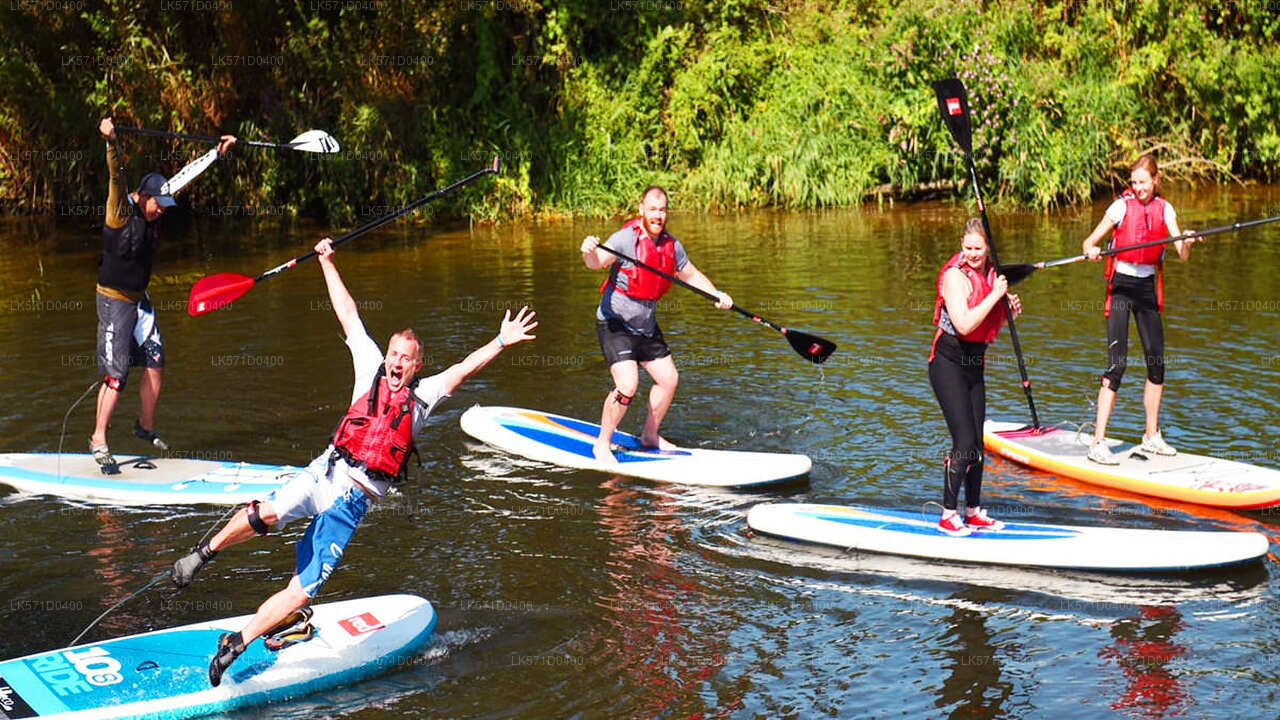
[267,451,371,597]
[294,487,368,597]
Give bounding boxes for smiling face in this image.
[1129,167,1157,203]
[960,230,988,269]
[384,332,423,392]
[638,188,668,238]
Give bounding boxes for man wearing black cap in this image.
[91,117,236,467]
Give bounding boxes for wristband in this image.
[496,335,506,349]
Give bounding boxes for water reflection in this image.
[935,589,1013,719]
[1100,606,1189,717]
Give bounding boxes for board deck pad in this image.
[983,420,1280,509]
[0,453,297,505]
[746,503,1270,572]
[459,405,810,487]
[0,594,435,719]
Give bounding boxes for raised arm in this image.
[165,135,237,196]
[100,118,130,230]
[314,238,363,340]
[436,306,538,396]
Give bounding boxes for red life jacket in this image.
[1105,190,1167,316]
[332,367,420,484]
[599,218,676,301]
[929,252,1004,361]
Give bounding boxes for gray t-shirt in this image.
[595,226,689,335]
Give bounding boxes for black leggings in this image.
[1103,273,1164,390]
[928,334,987,511]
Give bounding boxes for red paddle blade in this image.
[188,273,255,316]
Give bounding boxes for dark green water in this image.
[1,184,1279,718]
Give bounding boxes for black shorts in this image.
[97,292,164,387]
[596,319,671,366]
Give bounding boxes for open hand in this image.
[498,306,538,346]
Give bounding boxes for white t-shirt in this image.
[1104,198,1178,278]
[338,320,450,496]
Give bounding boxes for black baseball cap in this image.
[136,172,176,207]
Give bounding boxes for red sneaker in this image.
[938,513,972,537]
[965,509,1005,531]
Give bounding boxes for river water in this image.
[1,184,1279,718]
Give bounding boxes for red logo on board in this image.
[946,97,962,115]
[808,343,822,356]
[338,612,385,636]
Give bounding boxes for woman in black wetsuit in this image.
[928,219,1022,536]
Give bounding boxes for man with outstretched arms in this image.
[92,117,236,465]
[579,185,733,463]
[170,237,537,686]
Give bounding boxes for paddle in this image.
[116,125,341,154]
[998,214,1280,286]
[592,242,837,364]
[932,77,1041,429]
[187,156,500,316]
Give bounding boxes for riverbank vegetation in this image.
[1,0,1276,220]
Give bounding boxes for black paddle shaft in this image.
[592,242,837,363]
[117,124,312,150]
[255,157,500,283]
[933,78,1041,429]
[1000,214,1280,283]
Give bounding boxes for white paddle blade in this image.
[161,147,221,196]
[288,129,341,153]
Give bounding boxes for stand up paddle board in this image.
[746,503,1270,571]
[0,594,435,719]
[984,420,1280,509]
[0,453,297,505]
[459,405,810,487]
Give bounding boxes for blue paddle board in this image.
[746,503,1270,571]
[0,594,435,719]
[460,405,811,487]
[0,453,296,505]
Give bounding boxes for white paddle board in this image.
[746,503,1270,571]
[0,453,296,505]
[459,405,810,487]
[0,594,435,719]
[984,420,1280,509]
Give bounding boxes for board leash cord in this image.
[57,379,101,479]
[68,503,238,646]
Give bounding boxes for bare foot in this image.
[639,434,677,451]
[592,443,617,464]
